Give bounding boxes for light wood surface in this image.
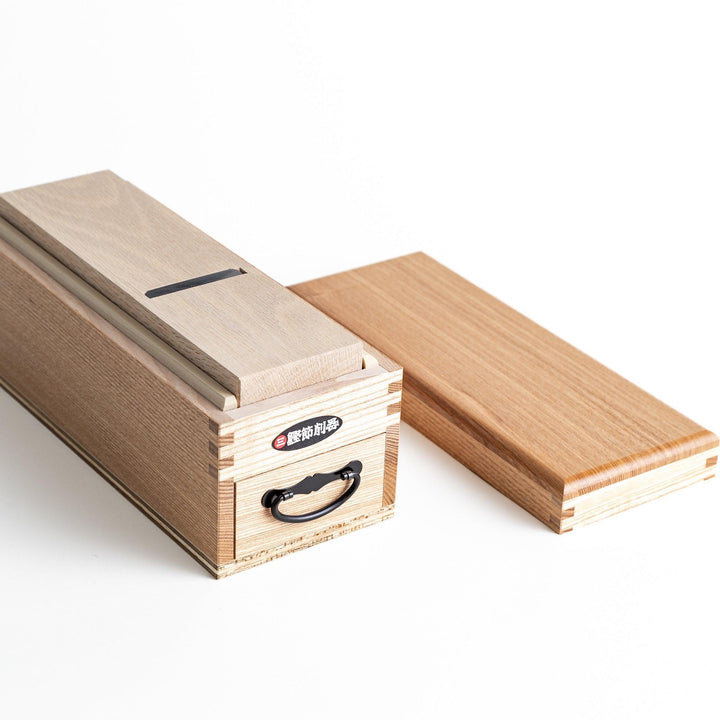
[0,374,395,578]
[1,223,401,576]
[218,365,401,483]
[566,447,717,530]
[235,434,386,560]
[223,505,394,577]
[292,252,718,532]
[0,236,229,564]
[0,171,363,405]
[218,342,400,568]
[0,215,237,411]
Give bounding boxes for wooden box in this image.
[292,252,718,532]
[0,172,402,577]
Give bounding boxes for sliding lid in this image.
[291,253,717,510]
[0,171,363,406]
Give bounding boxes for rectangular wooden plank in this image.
[0,215,237,411]
[291,252,718,531]
[0,171,363,405]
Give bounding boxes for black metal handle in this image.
[261,460,363,523]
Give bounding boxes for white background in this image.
[1,2,718,718]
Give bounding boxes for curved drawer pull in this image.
[261,460,363,523]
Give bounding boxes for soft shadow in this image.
[398,422,550,533]
[0,389,208,577]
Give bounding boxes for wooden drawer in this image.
[235,433,386,561]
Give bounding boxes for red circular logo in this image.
[273,434,287,450]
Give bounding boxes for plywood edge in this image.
[561,446,718,532]
[563,429,719,500]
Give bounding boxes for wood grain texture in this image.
[221,505,394,577]
[219,344,400,568]
[1,233,401,574]
[567,447,717,530]
[0,236,229,563]
[0,172,401,576]
[0,374,229,575]
[291,252,718,532]
[382,423,401,507]
[0,171,362,405]
[0,215,237,411]
[2,372,395,578]
[217,365,401,483]
[235,434,386,560]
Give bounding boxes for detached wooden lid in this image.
[0,171,363,406]
[292,252,718,531]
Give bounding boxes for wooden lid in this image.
[0,171,363,406]
[292,253,718,528]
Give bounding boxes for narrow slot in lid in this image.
[0,171,363,406]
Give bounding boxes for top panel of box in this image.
[0,171,363,405]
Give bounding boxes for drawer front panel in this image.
[217,368,401,483]
[235,434,386,560]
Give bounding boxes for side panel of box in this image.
[0,238,227,567]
